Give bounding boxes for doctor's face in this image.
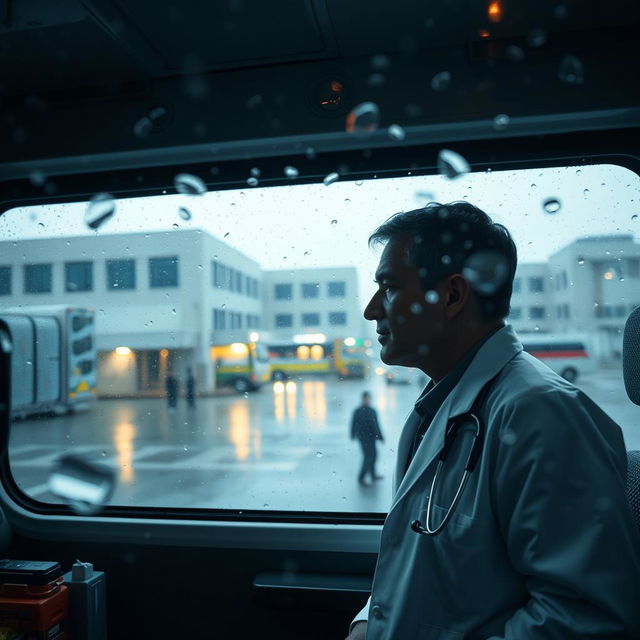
[364,236,447,370]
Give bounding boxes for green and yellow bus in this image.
[211,341,271,393]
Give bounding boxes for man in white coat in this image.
[346,202,640,639]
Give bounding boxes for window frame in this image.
[1,129,639,543]
[106,258,136,291]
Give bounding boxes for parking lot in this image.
[8,368,640,513]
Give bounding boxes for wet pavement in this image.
[9,369,640,513]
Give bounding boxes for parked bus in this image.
[521,334,595,382]
[0,305,97,418]
[268,337,370,381]
[211,340,271,393]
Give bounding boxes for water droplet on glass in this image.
[493,114,510,130]
[197,264,203,270]
[542,197,562,214]
[29,170,47,187]
[101,451,107,457]
[284,166,299,178]
[178,207,192,221]
[324,173,340,186]
[172,223,179,230]
[437,149,470,179]
[250,167,261,178]
[133,116,153,138]
[425,291,439,304]
[48,453,116,516]
[527,28,547,47]
[370,54,391,70]
[243,392,249,399]
[430,71,451,92]
[632,214,638,221]
[462,250,509,295]
[505,45,524,62]
[37,222,44,228]
[85,193,115,230]
[345,102,380,135]
[501,430,517,446]
[315,451,323,458]
[577,256,585,265]
[583,188,589,196]
[410,303,422,314]
[368,73,386,87]
[331,219,338,225]
[175,173,206,196]
[558,55,584,85]
[247,177,259,187]
[387,124,406,141]
[441,255,452,265]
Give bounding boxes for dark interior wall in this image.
[9,533,376,639]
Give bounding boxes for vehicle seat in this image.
[628,451,640,530]
[623,308,640,530]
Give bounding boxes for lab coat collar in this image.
[389,324,523,515]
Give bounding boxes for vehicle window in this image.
[1,163,639,515]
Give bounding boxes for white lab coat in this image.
[352,325,640,639]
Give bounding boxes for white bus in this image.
[520,334,595,382]
[0,305,97,418]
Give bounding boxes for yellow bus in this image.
[210,341,271,393]
[267,337,370,381]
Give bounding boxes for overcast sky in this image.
[1,163,638,306]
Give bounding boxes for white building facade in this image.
[0,230,263,395]
[509,235,640,360]
[261,266,365,344]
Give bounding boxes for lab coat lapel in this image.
[389,325,523,516]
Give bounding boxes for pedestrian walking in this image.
[351,391,384,486]
[165,369,178,412]
[186,367,196,408]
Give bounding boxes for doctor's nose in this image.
[364,290,385,321]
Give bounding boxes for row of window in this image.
[509,302,639,321]
[213,309,261,331]
[275,312,347,328]
[513,276,545,294]
[212,260,259,298]
[0,258,179,294]
[274,281,346,300]
[595,303,639,318]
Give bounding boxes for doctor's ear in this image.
[442,274,471,319]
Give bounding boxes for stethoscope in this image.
[410,373,499,537]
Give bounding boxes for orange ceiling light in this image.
[487,1,503,22]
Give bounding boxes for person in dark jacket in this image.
[351,391,384,485]
[165,369,178,412]
[186,367,196,408]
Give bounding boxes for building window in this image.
[149,257,178,288]
[562,271,568,289]
[230,312,242,329]
[615,304,626,318]
[563,304,570,319]
[512,278,521,294]
[302,312,320,327]
[302,282,319,298]
[65,261,93,292]
[509,307,522,320]
[246,314,260,329]
[24,264,52,294]
[528,277,544,293]
[213,308,227,330]
[0,266,11,295]
[329,312,347,325]
[627,259,640,278]
[275,314,293,328]
[529,306,546,320]
[275,283,292,300]
[213,261,224,288]
[107,259,135,290]
[328,281,346,297]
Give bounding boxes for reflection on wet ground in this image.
[8,370,639,513]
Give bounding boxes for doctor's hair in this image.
[368,202,517,321]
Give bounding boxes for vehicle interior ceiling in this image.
[1,0,640,638]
